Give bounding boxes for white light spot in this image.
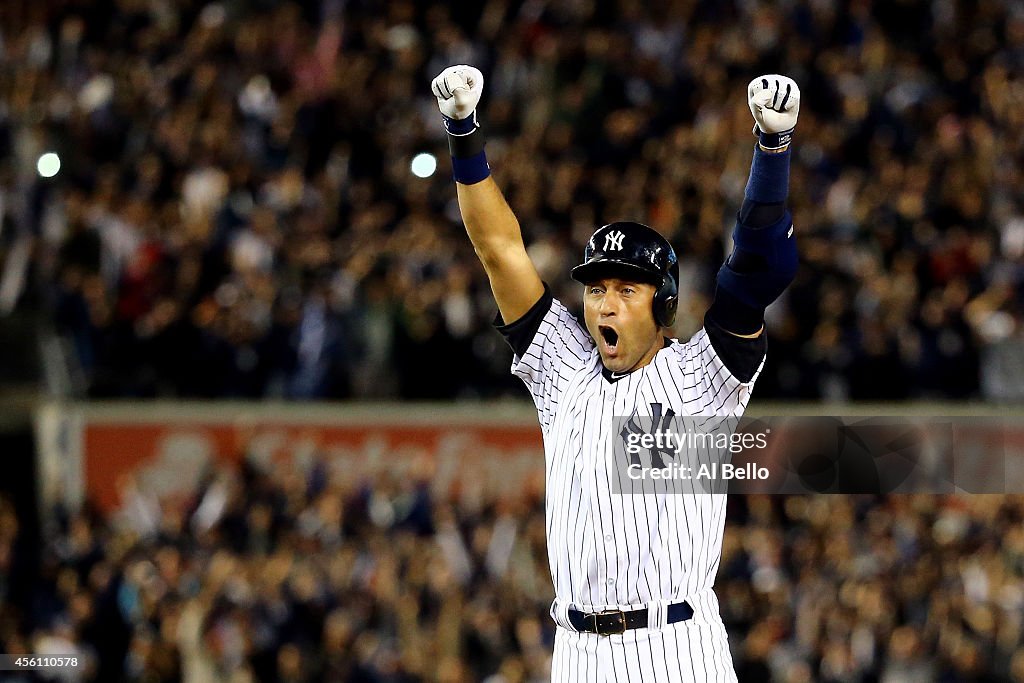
[410,152,437,178]
[37,152,61,178]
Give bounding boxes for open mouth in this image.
[599,325,619,352]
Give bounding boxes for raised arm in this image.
[431,65,544,324]
[707,75,802,339]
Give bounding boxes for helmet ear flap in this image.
[654,276,678,328]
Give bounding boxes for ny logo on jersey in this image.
[620,402,677,469]
[603,230,626,252]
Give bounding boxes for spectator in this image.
[0,0,1018,401]
[4,468,1024,680]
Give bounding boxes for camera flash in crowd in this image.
[37,152,61,178]
[410,152,437,178]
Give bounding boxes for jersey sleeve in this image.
[676,325,765,416]
[496,292,594,433]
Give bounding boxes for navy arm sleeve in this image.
[706,144,798,338]
[704,144,796,379]
[704,197,788,380]
[705,198,787,334]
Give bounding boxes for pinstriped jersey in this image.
[510,297,762,612]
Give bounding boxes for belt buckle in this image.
[591,609,627,636]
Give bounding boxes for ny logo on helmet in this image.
[603,230,626,251]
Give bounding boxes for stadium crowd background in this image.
[4,460,1024,682]
[0,0,1022,401]
[1,0,1024,681]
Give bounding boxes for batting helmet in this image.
[570,222,680,327]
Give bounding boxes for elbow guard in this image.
[716,211,798,310]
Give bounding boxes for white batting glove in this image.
[432,65,483,132]
[748,75,800,150]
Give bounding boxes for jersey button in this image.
[604,392,614,403]
[607,578,615,585]
[605,534,613,542]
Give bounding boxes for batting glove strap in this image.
[754,125,794,151]
[443,111,478,136]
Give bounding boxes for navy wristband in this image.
[451,150,490,185]
[444,112,490,184]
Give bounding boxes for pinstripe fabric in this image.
[509,299,759,682]
[552,618,738,682]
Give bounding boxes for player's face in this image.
[583,278,663,373]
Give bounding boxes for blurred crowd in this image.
[0,0,1021,400]
[3,456,1024,682]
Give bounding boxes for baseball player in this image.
[432,66,800,681]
